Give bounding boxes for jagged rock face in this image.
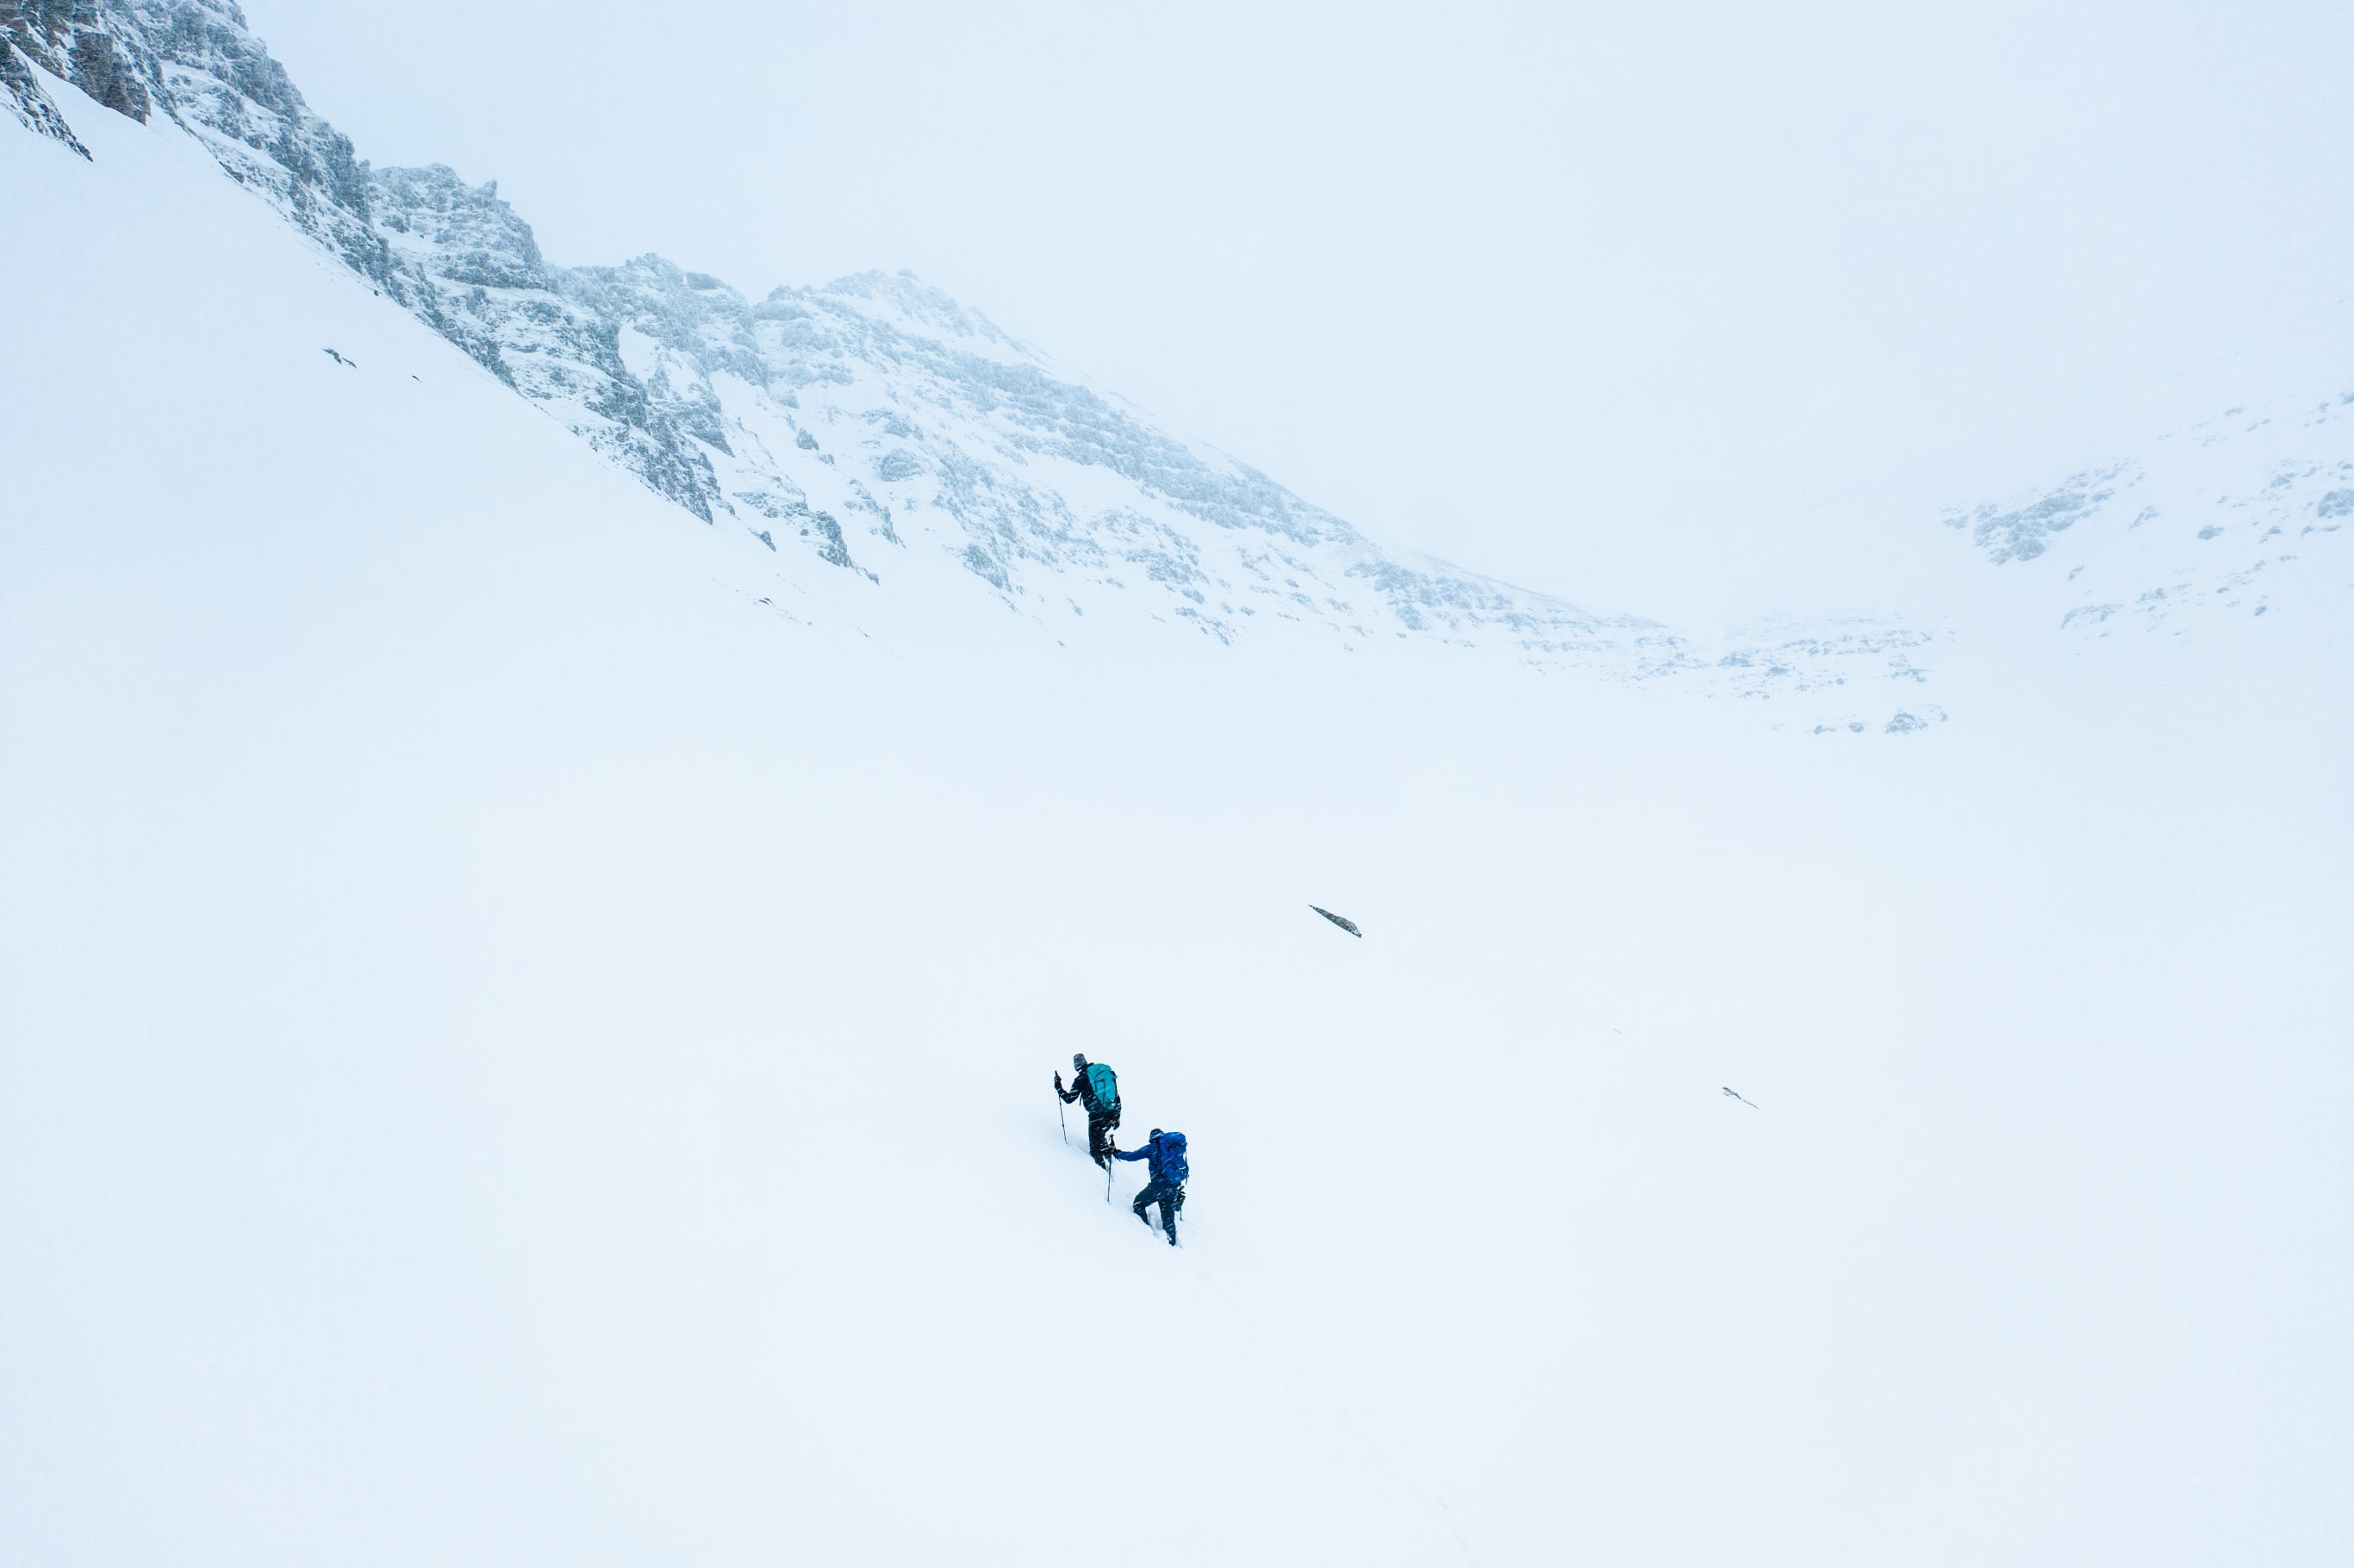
[3,1,151,138]
[369,167,720,520]
[556,255,1682,645]
[8,0,1971,709]
[7,3,383,271]
[5,0,1678,661]
[1,27,88,155]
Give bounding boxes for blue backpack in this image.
[1155,1131,1188,1183]
[1085,1061,1118,1111]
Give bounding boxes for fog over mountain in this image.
[10,2,2350,710]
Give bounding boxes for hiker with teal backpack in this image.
[1115,1129,1188,1246]
[1055,1055,1121,1169]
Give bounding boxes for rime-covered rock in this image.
[10,0,1977,700]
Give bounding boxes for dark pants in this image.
[1133,1179,1184,1244]
[1087,1110,1120,1167]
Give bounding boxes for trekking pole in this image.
[1057,1087,1068,1145]
[1105,1138,1115,1204]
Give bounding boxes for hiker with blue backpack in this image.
[1055,1055,1121,1169]
[1115,1129,1189,1246]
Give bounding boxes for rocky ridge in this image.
[8,0,1944,715]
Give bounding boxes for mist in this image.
[243,0,2354,620]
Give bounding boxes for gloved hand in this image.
[1053,1072,1064,1092]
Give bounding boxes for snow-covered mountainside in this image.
[4,1,1597,641]
[1941,387,2354,635]
[1,0,1960,714]
[9,0,2349,706]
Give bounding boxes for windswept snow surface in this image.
[7,68,2354,1568]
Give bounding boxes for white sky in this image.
[244,0,2354,621]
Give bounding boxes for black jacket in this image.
[1058,1066,1118,1119]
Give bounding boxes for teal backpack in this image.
[1085,1061,1118,1111]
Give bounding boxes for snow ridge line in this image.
[6,0,1953,709]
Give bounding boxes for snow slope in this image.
[6,46,2354,1568]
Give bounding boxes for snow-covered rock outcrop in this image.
[1944,390,2354,634]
